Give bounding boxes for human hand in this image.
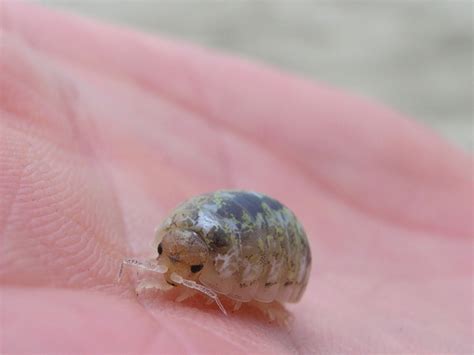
[1,3,472,353]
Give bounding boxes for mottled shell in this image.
[156,190,312,303]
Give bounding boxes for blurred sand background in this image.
[37,0,473,152]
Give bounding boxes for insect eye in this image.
[190,264,203,273]
[157,243,163,255]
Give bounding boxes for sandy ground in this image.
[38,1,473,152]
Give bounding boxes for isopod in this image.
[119,190,312,320]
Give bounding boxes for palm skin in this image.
[0,3,472,354]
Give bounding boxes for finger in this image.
[2,1,472,238]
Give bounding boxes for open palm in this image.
[1,3,472,354]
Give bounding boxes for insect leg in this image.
[250,300,292,327]
[136,278,174,293]
[170,273,228,316]
[175,288,197,303]
[205,298,214,305]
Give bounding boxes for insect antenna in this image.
[118,259,168,281]
[170,273,228,316]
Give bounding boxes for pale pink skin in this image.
[0,2,472,353]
